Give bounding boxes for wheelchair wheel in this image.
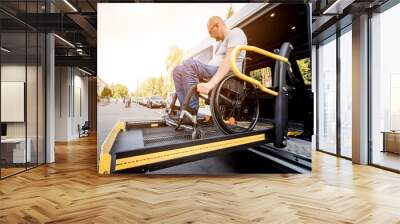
[210,74,259,134]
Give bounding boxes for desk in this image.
[1,138,31,163]
[382,131,400,154]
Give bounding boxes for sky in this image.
[98,3,246,92]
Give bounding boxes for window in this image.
[0,2,47,179]
[339,27,352,158]
[296,58,311,86]
[317,35,337,154]
[370,3,400,171]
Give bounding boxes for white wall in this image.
[1,65,26,141]
[55,66,70,141]
[1,65,37,138]
[1,64,25,133]
[71,72,89,139]
[1,63,46,164]
[55,67,89,141]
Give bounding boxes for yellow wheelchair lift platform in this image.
[98,44,311,175]
[98,119,310,175]
[99,120,272,175]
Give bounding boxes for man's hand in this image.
[196,48,234,95]
[197,48,233,95]
[197,81,216,94]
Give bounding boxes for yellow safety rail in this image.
[98,121,126,175]
[230,45,292,96]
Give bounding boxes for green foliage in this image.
[249,67,272,87]
[100,86,113,98]
[134,75,170,98]
[165,45,183,95]
[297,58,312,85]
[226,4,234,19]
[165,45,184,72]
[131,45,184,99]
[111,84,129,99]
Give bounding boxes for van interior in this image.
[239,3,313,139]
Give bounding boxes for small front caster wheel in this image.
[192,128,204,140]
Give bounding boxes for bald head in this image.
[207,16,228,41]
[207,16,226,27]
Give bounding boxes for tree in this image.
[134,75,172,98]
[112,84,129,99]
[165,45,184,72]
[297,58,311,85]
[226,4,234,20]
[100,86,113,100]
[133,46,183,98]
[165,45,183,95]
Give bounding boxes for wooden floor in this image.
[1,135,400,223]
[373,151,400,171]
[1,167,26,178]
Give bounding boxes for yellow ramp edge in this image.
[115,134,265,171]
[98,121,126,175]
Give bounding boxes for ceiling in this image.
[311,0,391,43]
[1,0,394,75]
[0,0,100,74]
[243,4,310,71]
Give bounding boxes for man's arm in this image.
[197,47,233,94]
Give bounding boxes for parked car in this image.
[136,97,141,105]
[136,97,142,105]
[144,97,151,106]
[148,95,165,108]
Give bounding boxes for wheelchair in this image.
[167,42,294,147]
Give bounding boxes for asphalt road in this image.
[97,101,165,160]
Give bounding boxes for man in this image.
[172,16,247,117]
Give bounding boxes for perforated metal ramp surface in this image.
[112,129,144,154]
[111,124,225,154]
[142,125,224,147]
[112,121,309,158]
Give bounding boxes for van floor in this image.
[1,134,400,223]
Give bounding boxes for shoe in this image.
[198,115,213,126]
[165,111,194,127]
[180,116,194,126]
[165,112,180,121]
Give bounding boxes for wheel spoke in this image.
[221,86,241,95]
[212,75,259,134]
[219,92,234,105]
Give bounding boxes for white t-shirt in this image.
[207,27,247,72]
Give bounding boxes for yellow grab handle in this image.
[230,45,290,96]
